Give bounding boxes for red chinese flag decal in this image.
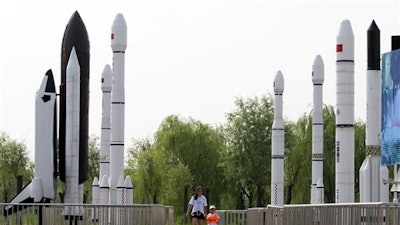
[336,44,343,52]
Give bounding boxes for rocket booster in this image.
[271,71,284,205]
[335,20,355,203]
[59,11,90,184]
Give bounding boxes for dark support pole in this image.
[39,205,43,225]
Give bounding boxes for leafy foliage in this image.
[0,132,33,202]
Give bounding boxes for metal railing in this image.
[4,202,400,225]
[1,203,173,225]
[260,203,400,225]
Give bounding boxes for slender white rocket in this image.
[311,55,324,204]
[109,13,127,204]
[271,71,284,205]
[64,47,81,215]
[99,64,112,182]
[360,20,389,202]
[335,20,355,203]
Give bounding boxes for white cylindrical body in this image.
[91,177,99,222]
[125,176,133,204]
[100,65,112,181]
[99,175,109,225]
[92,177,99,204]
[34,71,56,200]
[335,20,355,203]
[109,13,127,204]
[360,68,382,202]
[380,166,389,202]
[271,71,284,205]
[64,48,81,216]
[311,55,324,204]
[117,175,126,205]
[316,178,324,204]
[100,175,110,204]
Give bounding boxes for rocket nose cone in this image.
[92,177,99,186]
[101,64,112,91]
[338,20,354,37]
[125,176,133,188]
[113,13,127,28]
[336,20,354,61]
[273,71,284,94]
[100,175,109,188]
[312,55,324,84]
[367,20,380,70]
[67,47,80,73]
[368,20,380,32]
[111,13,127,52]
[117,175,126,188]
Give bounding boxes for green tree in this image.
[126,137,163,204]
[0,132,33,202]
[154,115,224,212]
[222,95,274,207]
[285,116,312,204]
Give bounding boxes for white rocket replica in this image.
[335,20,355,203]
[5,11,91,216]
[64,48,82,217]
[4,70,57,214]
[271,71,285,205]
[311,55,324,204]
[359,20,389,202]
[99,64,112,184]
[92,13,133,207]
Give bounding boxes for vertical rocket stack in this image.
[311,55,324,204]
[109,13,127,204]
[335,20,355,203]
[64,48,81,217]
[359,20,389,202]
[271,71,285,205]
[100,65,112,182]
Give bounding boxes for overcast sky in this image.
[0,0,399,159]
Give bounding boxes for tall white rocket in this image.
[64,47,82,215]
[271,71,284,205]
[100,64,112,181]
[109,13,127,204]
[359,20,389,202]
[311,55,324,204]
[335,20,355,203]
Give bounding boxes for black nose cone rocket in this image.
[60,11,89,184]
[367,20,380,70]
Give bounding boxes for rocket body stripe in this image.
[335,20,355,203]
[271,71,284,205]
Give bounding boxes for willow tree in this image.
[222,95,274,207]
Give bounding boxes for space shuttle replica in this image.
[4,11,132,217]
